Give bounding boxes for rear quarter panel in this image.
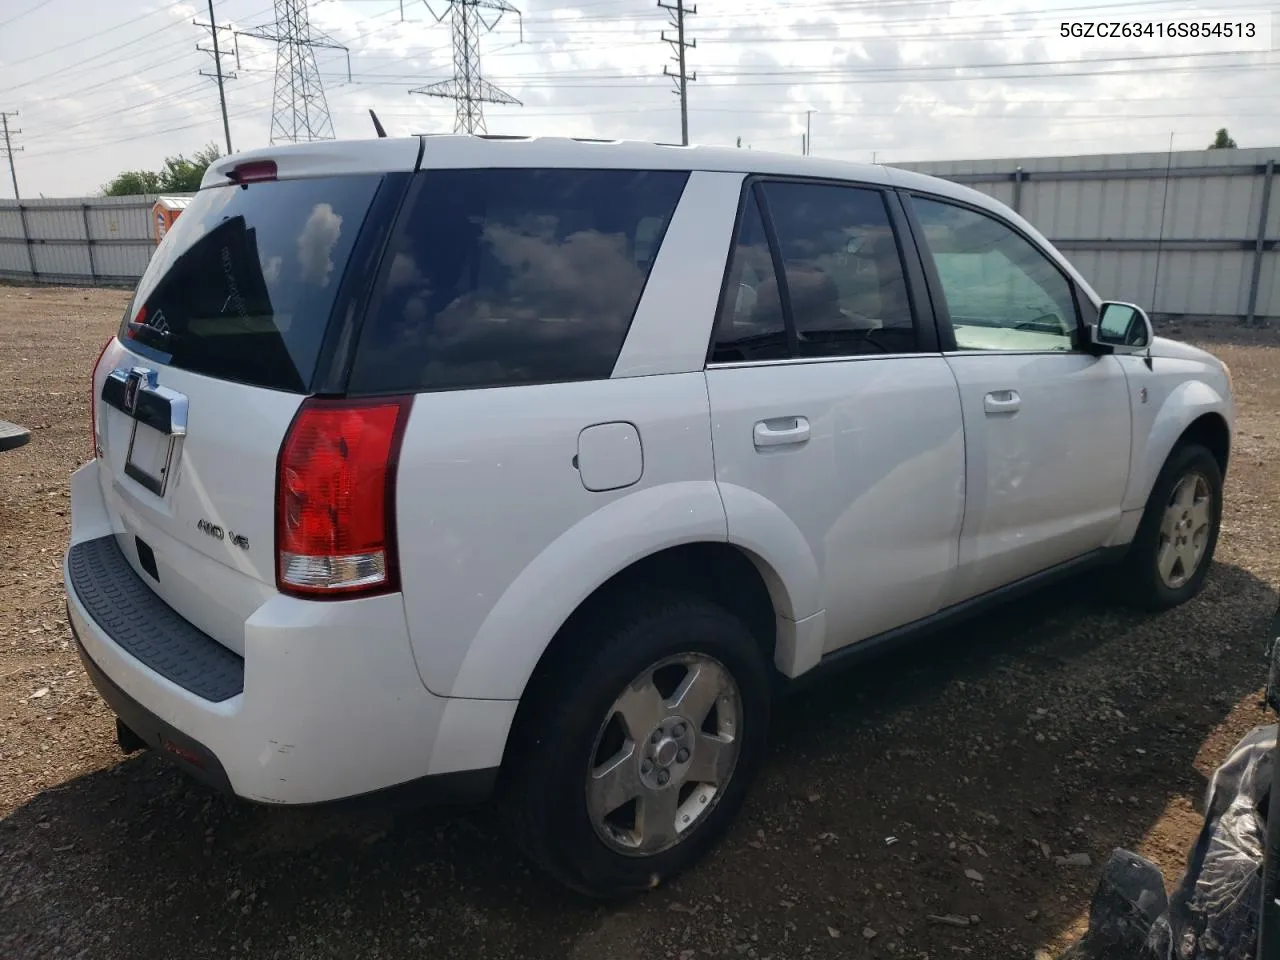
[395,373,725,701]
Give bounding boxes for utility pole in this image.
[0,111,20,200]
[806,110,813,156]
[1,110,34,280]
[659,0,695,146]
[196,0,238,154]
[411,0,523,135]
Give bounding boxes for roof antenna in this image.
[369,109,388,138]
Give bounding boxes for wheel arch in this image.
[444,481,817,702]
[496,540,793,777]
[1125,379,1231,513]
[1176,411,1230,478]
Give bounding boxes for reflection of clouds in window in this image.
[296,203,343,287]
[386,252,424,288]
[474,222,643,322]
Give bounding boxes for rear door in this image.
[705,179,966,653]
[91,151,413,654]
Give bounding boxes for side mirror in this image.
[1091,301,1153,355]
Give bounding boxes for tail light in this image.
[275,396,412,599]
[227,160,278,184]
[89,336,114,459]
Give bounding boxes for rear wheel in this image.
[501,590,771,899]
[1120,442,1223,611]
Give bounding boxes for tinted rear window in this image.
[348,167,689,394]
[121,175,383,392]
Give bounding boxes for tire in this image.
[1120,442,1223,612]
[499,588,772,899]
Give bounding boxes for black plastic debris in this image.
[1061,850,1168,960]
[1060,724,1276,960]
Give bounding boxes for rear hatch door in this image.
[92,144,416,655]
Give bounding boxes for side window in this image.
[710,194,788,363]
[348,168,689,393]
[761,181,919,357]
[910,196,1078,353]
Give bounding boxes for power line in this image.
[659,0,695,146]
[411,0,523,135]
[0,0,58,30]
[0,2,205,96]
[239,0,349,143]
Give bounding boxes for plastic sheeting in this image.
[1061,723,1275,960]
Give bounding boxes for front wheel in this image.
[1121,442,1224,611]
[500,590,771,899]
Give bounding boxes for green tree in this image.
[1208,127,1238,149]
[100,169,163,196]
[101,142,222,196]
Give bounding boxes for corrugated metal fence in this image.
[895,146,1278,324]
[0,194,188,287]
[2,146,1277,323]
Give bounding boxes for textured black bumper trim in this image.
[66,536,245,702]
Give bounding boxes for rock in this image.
[862,927,877,940]
[827,927,841,939]
[31,687,49,699]
[927,914,970,928]
[964,868,985,883]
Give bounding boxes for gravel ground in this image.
[1,286,1278,960]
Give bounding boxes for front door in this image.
[905,193,1132,604]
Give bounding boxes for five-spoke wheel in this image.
[587,653,742,856]
[501,590,769,899]
[1123,441,1223,610]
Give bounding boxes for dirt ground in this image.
[1,285,1278,960]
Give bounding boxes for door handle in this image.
[753,416,811,448]
[983,390,1021,415]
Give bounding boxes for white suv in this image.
[65,135,1233,898]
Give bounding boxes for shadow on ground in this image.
[1,561,1275,960]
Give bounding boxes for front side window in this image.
[910,195,1078,353]
[348,167,689,394]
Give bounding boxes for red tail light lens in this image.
[275,396,411,598]
[89,336,113,459]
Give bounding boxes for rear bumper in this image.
[64,460,516,806]
[70,623,497,808]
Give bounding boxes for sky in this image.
[0,0,1276,198]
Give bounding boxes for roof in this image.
[202,134,962,201]
[153,195,193,210]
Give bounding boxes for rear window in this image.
[121,174,384,392]
[347,167,690,394]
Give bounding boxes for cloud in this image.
[295,203,344,287]
[4,0,1277,197]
